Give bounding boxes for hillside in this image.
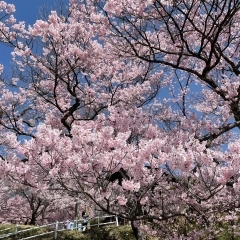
[0,224,137,240]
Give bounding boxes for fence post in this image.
[54,221,58,240]
[74,200,78,230]
[15,224,18,234]
[115,216,119,226]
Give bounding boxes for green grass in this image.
[0,224,54,240]
[0,224,136,240]
[1,223,239,240]
[57,225,135,240]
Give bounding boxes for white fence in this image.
[0,215,119,240]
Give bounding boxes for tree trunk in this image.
[29,215,36,225]
[131,220,143,240]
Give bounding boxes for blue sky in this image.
[0,0,69,72]
[10,1,58,23]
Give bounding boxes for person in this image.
[82,211,89,231]
[65,220,74,230]
[65,220,70,229]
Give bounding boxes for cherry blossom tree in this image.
[99,0,240,145]
[0,0,240,239]
[0,167,76,225]
[15,111,240,239]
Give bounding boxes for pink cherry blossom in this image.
[0,0,240,239]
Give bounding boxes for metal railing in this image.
[0,215,119,240]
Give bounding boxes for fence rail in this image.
[0,215,119,240]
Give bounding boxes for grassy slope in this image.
[1,223,239,240]
[0,224,137,240]
[58,225,136,240]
